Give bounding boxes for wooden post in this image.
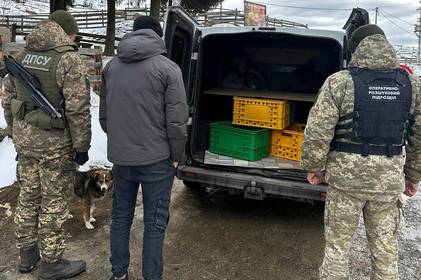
[21,16,23,33]
[86,11,88,28]
[50,0,67,13]
[11,24,16,42]
[6,15,9,26]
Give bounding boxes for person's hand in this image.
[404,178,418,197]
[173,161,179,169]
[74,151,89,166]
[307,172,325,185]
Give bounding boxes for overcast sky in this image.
[221,0,419,47]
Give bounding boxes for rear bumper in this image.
[177,165,327,201]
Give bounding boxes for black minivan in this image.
[164,7,369,202]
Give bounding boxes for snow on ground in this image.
[0,136,17,188]
[79,20,133,40]
[81,91,111,171]
[0,104,17,188]
[0,0,50,15]
[0,0,144,15]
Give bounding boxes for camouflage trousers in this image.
[14,153,76,263]
[320,187,403,280]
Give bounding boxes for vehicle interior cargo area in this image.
[189,31,343,170]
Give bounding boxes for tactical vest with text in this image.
[331,67,413,157]
[12,46,75,130]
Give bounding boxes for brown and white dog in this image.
[74,169,113,230]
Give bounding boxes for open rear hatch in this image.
[189,31,342,178]
[164,7,370,180]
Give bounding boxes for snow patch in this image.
[79,92,111,171]
[0,137,17,188]
[0,103,7,128]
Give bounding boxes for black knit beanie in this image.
[348,24,385,53]
[133,16,163,37]
[49,10,78,35]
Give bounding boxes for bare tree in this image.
[150,0,161,20]
[103,0,115,56]
[50,0,67,13]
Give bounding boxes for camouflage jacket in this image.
[301,34,421,195]
[1,20,91,157]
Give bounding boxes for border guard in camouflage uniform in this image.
[301,25,420,279]
[1,11,91,279]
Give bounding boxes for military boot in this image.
[38,259,86,280]
[19,244,41,273]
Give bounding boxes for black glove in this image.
[74,151,89,166]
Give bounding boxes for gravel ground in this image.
[0,181,420,280]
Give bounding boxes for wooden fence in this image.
[0,8,148,35]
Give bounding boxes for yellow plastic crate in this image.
[270,145,302,161]
[232,97,290,129]
[270,123,305,161]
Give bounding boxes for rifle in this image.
[0,55,62,119]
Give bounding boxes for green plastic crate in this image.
[209,121,270,161]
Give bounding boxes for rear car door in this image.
[164,6,200,102]
[342,8,370,62]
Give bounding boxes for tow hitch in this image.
[244,181,266,200]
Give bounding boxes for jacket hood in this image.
[349,34,399,71]
[117,29,166,63]
[26,20,77,51]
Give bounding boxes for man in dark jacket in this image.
[99,16,188,280]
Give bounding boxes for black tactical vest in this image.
[331,67,413,156]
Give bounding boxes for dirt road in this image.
[0,180,420,280]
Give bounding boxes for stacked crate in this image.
[270,123,305,161]
[209,96,304,161]
[209,121,270,161]
[232,97,290,130]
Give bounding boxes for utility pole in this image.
[416,1,421,64]
[375,7,378,24]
